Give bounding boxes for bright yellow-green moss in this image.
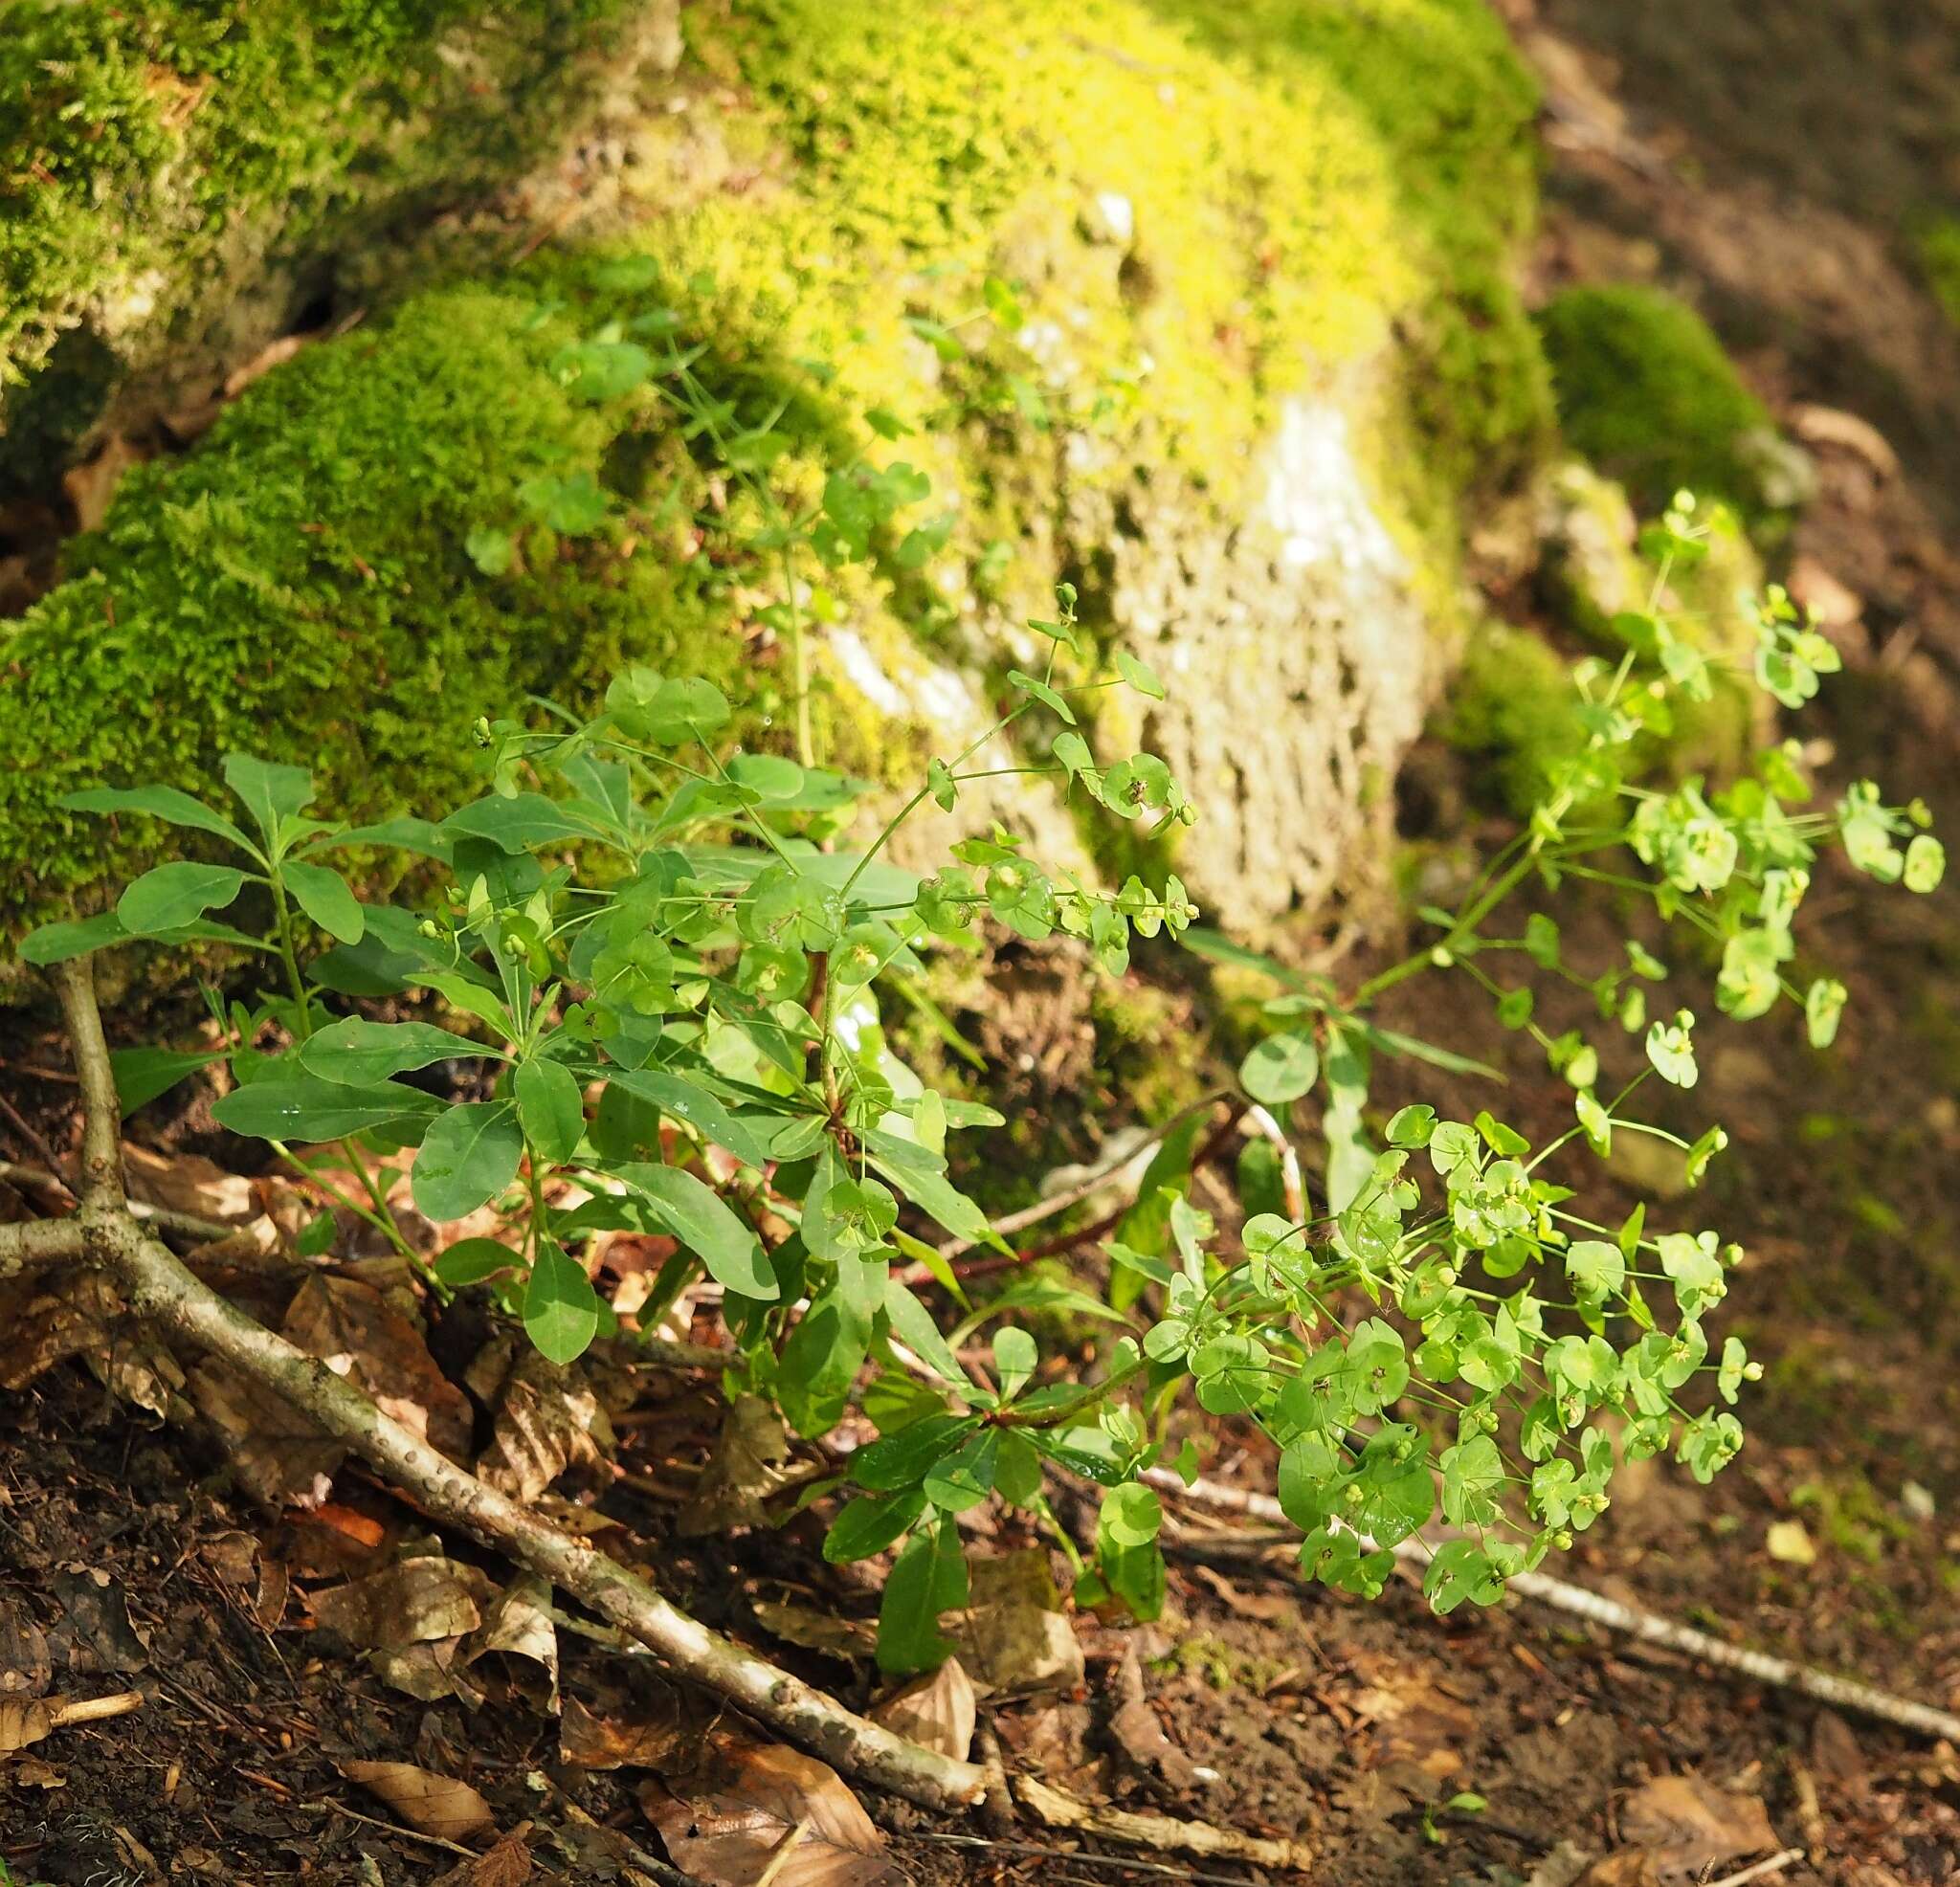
[1,0,1555,934]
[1537,284,1776,522]
[0,0,641,494]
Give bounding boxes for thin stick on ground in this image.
[1143,1468,1960,1744]
[1705,1850,1803,1887]
[1014,1775,1315,1873]
[0,959,988,1814]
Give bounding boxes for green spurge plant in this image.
[26,480,1939,1674]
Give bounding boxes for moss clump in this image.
[0,288,747,923]
[1435,622,1589,815]
[1913,215,1960,329]
[1537,285,1778,522]
[0,0,643,494]
[2,0,1556,932]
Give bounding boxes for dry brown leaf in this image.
[472,1337,613,1504]
[953,1550,1082,1696]
[465,1573,559,1711]
[307,1553,494,1652]
[122,1144,256,1223]
[374,1640,485,1706]
[1586,1773,1778,1887]
[679,1395,794,1536]
[750,1601,879,1660]
[432,1824,534,1887]
[0,1697,54,1755]
[639,1740,905,1887]
[0,1593,52,1698]
[870,1658,975,1765]
[1349,1654,1478,1784]
[49,1567,150,1675]
[558,1684,706,1772]
[0,1270,122,1391]
[343,1760,497,1843]
[283,1274,472,1458]
[1105,1643,1195,1790]
[189,1356,345,1509]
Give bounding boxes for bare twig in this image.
[1705,1849,1803,1887]
[27,957,988,1814]
[319,1798,476,1858]
[1015,1775,1313,1874]
[46,1689,145,1729]
[1143,1468,1960,1743]
[0,1085,73,1187]
[893,1830,1276,1887]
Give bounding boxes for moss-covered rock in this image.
[1537,283,1804,525]
[0,0,679,496]
[1,0,1556,939]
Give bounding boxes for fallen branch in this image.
[1015,1774,1314,1874]
[1143,1468,1960,1744]
[2,959,988,1814]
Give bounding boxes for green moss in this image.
[0,287,749,922]
[0,0,640,493]
[1537,285,1777,522]
[1436,622,1590,815]
[1913,215,1960,329]
[2,0,1556,931]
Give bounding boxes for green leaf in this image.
[61,785,256,855]
[212,1075,439,1141]
[299,1017,492,1086]
[443,793,605,853]
[1239,1032,1319,1105]
[222,753,315,842]
[117,863,250,935]
[1386,1104,1437,1148]
[1007,670,1077,725]
[1565,1239,1626,1303]
[851,1413,981,1492]
[1804,977,1846,1049]
[882,1280,979,1393]
[1904,834,1946,893]
[823,1487,928,1564]
[878,1517,968,1674]
[281,861,365,944]
[923,1431,999,1513]
[1113,649,1166,699]
[108,1046,221,1116]
[617,1163,777,1300]
[1099,1483,1163,1548]
[434,1237,523,1287]
[605,1069,773,1169]
[464,525,514,576]
[992,1325,1037,1401]
[516,1058,587,1165]
[20,911,131,965]
[412,1101,524,1221]
[523,1240,601,1365]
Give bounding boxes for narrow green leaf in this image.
[117,863,250,935]
[281,860,365,944]
[109,1047,221,1116]
[434,1237,523,1287]
[877,1517,968,1675]
[61,785,256,855]
[411,1101,524,1221]
[605,1069,772,1169]
[617,1162,777,1300]
[516,1058,586,1165]
[882,1280,980,1393]
[212,1075,439,1141]
[222,753,315,841]
[299,1017,493,1086]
